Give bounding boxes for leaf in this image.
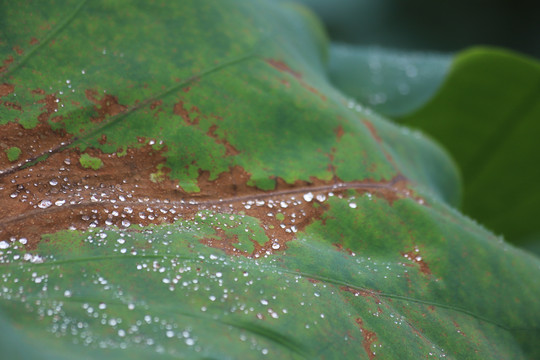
[327,44,452,117]
[399,48,540,247]
[1,1,539,359]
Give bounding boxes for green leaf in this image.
[327,44,452,117]
[1,1,539,360]
[399,48,540,246]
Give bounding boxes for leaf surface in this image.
[1,1,539,359]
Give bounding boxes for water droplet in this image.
[316,194,326,202]
[38,200,52,209]
[49,179,58,186]
[303,192,314,202]
[55,200,66,206]
[0,241,9,249]
[260,299,268,306]
[349,202,357,209]
[121,220,131,227]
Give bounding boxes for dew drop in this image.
[121,220,131,228]
[38,200,53,209]
[303,192,314,202]
[49,179,58,186]
[349,202,357,209]
[0,241,10,249]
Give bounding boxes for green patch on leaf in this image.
[79,153,103,170]
[5,147,21,162]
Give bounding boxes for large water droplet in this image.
[38,200,52,209]
[303,192,314,202]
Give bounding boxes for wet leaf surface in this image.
[1,1,539,359]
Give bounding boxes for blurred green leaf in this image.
[328,44,452,116]
[399,48,540,246]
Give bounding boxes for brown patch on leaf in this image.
[85,89,127,123]
[30,37,39,45]
[0,56,14,73]
[0,142,183,250]
[266,58,326,101]
[37,93,59,122]
[355,318,378,360]
[206,125,240,156]
[1,99,423,258]
[3,101,21,111]
[0,83,15,98]
[334,125,345,140]
[401,247,431,275]
[266,59,302,79]
[341,286,382,304]
[173,100,196,124]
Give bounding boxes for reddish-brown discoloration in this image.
[401,247,431,275]
[334,125,345,140]
[30,37,39,45]
[362,119,382,144]
[266,58,326,101]
[266,59,302,79]
[0,83,15,98]
[3,101,21,111]
[206,124,240,156]
[355,318,378,360]
[13,46,24,55]
[0,56,14,73]
[85,89,127,123]
[1,86,423,258]
[173,100,193,124]
[341,286,382,304]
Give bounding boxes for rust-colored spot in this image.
[401,247,431,275]
[206,124,239,156]
[267,58,326,101]
[85,89,127,123]
[37,94,59,122]
[355,318,378,360]
[0,83,15,98]
[3,101,21,111]
[334,125,345,140]
[0,56,14,73]
[362,119,382,144]
[13,46,24,55]
[341,286,382,304]
[452,320,466,337]
[266,59,301,79]
[173,100,195,124]
[29,37,39,45]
